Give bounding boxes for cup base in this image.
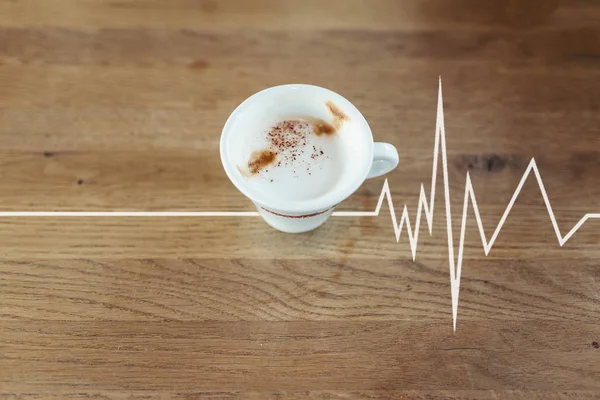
[255,205,334,233]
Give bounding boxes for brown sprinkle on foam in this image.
[326,101,349,128]
[248,149,277,174]
[313,121,336,136]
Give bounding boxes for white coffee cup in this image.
[220,84,399,233]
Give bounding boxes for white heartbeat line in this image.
[335,77,600,331]
[0,78,598,331]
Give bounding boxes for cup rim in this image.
[220,84,374,214]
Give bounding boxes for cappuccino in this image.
[220,84,399,233]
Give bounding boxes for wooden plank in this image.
[2,391,600,400]
[1,321,599,391]
[2,0,596,30]
[0,62,599,112]
[0,391,599,400]
[1,27,600,68]
[0,204,597,259]
[1,259,599,322]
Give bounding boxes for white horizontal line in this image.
[0,211,261,217]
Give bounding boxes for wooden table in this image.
[1,1,599,398]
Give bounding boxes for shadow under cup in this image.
[220,84,374,233]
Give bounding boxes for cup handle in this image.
[366,142,399,179]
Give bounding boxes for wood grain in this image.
[0,0,599,398]
[2,258,599,322]
[0,0,583,31]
